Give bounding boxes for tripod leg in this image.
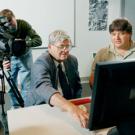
[0,69,8,134]
[0,121,5,135]
[0,74,6,116]
[3,71,24,107]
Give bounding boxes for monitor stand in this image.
[107,121,135,135]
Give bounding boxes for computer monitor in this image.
[88,60,135,135]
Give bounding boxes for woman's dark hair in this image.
[109,18,132,34]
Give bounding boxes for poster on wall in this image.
[88,0,109,31]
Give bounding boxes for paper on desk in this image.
[7,105,85,135]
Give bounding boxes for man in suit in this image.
[27,30,88,128]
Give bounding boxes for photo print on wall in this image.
[88,0,108,31]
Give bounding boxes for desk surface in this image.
[7,104,109,135]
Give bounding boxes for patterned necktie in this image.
[58,64,72,99]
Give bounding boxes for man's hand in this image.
[64,101,89,128]
[3,60,10,70]
[50,93,89,128]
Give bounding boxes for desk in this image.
[7,104,109,135]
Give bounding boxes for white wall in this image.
[124,0,135,40]
[32,0,122,78]
[0,0,75,48]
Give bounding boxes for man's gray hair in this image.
[48,30,72,45]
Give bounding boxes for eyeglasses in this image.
[54,45,73,51]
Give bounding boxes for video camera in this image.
[0,16,14,62]
[0,16,26,62]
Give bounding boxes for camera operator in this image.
[0,9,42,109]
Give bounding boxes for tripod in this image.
[0,62,24,135]
[0,64,24,109]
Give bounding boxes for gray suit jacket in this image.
[26,51,82,106]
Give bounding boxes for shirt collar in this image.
[53,59,64,68]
